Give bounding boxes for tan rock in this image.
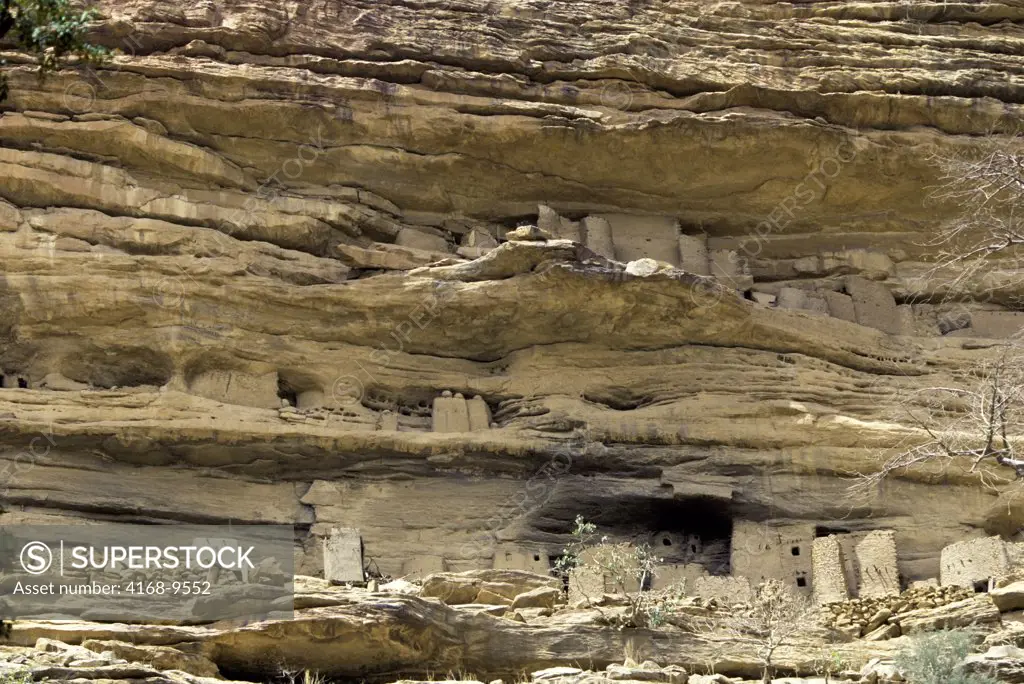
[991,581,1024,612]
[897,595,1001,634]
[476,588,514,606]
[506,225,553,242]
[80,640,219,678]
[863,608,892,634]
[863,623,901,641]
[2,0,1024,670]
[510,587,561,610]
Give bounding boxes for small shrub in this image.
[0,670,33,684]
[555,515,663,628]
[0,0,109,101]
[280,668,325,684]
[812,649,850,683]
[895,629,998,684]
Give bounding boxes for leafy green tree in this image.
[0,0,107,102]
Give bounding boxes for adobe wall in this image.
[401,555,446,580]
[650,562,708,591]
[323,527,365,584]
[598,214,681,265]
[431,391,491,432]
[678,234,710,275]
[730,521,814,596]
[693,575,753,603]
[970,311,1024,338]
[492,544,551,575]
[188,369,280,409]
[845,276,901,335]
[568,543,642,604]
[940,536,1009,588]
[830,531,869,597]
[431,391,470,432]
[855,530,900,597]
[811,535,850,605]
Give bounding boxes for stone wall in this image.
[568,543,642,604]
[940,536,1009,588]
[651,562,708,591]
[822,584,974,638]
[855,531,901,598]
[730,521,814,595]
[693,575,754,604]
[431,392,491,432]
[812,535,850,605]
[187,369,280,409]
[492,544,552,575]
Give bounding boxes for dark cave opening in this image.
[540,493,734,575]
[0,374,30,389]
[276,377,299,407]
[61,346,174,388]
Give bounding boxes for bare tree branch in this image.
[913,134,1024,307]
[695,579,819,684]
[850,343,1024,495]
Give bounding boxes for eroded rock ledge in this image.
[0,0,1023,629]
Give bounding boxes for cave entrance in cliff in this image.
[277,370,325,410]
[544,494,734,576]
[644,496,733,574]
[0,374,29,389]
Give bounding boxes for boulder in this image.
[991,581,1024,612]
[863,623,900,641]
[896,595,1001,634]
[510,606,551,621]
[859,657,904,682]
[421,570,560,605]
[478,581,524,602]
[686,675,734,684]
[420,574,481,604]
[964,645,1024,683]
[80,639,220,678]
[626,258,662,276]
[511,587,561,610]
[863,608,892,633]
[506,225,552,242]
[533,667,584,680]
[476,588,514,606]
[381,579,421,595]
[606,664,687,683]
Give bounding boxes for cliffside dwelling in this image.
[547,525,1020,606]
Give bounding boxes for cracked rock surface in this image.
[1,0,1024,679]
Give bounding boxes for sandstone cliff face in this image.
[1,0,1024,598]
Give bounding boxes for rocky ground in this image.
[2,567,1024,684]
